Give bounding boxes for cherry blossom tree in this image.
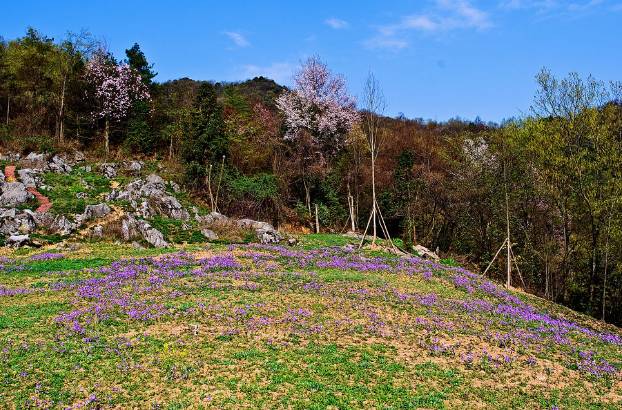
[277,57,358,213]
[85,50,150,154]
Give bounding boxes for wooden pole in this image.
[482,237,507,277]
[504,162,511,288]
[314,203,320,234]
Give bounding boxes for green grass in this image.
[40,167,111,214]
[0,237,620,409]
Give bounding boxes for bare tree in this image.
[359,72,392,248]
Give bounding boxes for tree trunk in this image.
[315,203,320,234]
[602,215,611,321]
[58,76,66,144]
[5,95,9,126]
[504,162,511,288]
[104,118,110,156]
[371,144,377,245]
[169,133,174,160]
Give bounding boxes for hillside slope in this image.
[0,151,282,248]
[0,236,620,408]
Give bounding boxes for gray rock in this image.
[169,181,181,193]
[0,169,5,184]
[72,151,86,162]
[17,168,38,188]
[124,161,143,173]
[288,237,298,246]
[50,215,76,236]
[48,155,73,173]
[25,152,47,161]
[0,209,36,236]
[81,203,111,222]
[0,153,20,162]
[121,215,169,248]
[6,234,30,247]
[92,225,104,238]
[200,228,218,241]
[148,195,189,220]
[236,218,282,244]
[200,211,229,225]
[413,244,440,261]
[145,174,164,185]
[257,226,282,244]
[99,163,118,178]
[0,182,34,207]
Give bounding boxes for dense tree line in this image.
[2,28,622,325]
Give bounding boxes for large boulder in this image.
[200,228,218,241]
[144,196,189,220]
[22,152,50,171]
[121,215,168,248]
[413,244,440,261]
[107,175,165,201]
[0,182,34,207]
[49,215,77,236]
[236,218,282,244]
[0,209,36,236]
[6,234,30,247]
[108,175,190,221]
[17,168,38,188]
[81,203,112,222]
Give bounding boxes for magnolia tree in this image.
[85,51,150,154]
[277,57,358,213]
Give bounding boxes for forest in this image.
[2,27,622,326]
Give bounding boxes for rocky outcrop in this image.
[17,169,38,188]
[81,203,112,222]
[108,174,189,221]
[121,215,168,248]
[49,215,77,236]
[48,155,73,174]
[99,163,118,178]
[0,182,34,207]
[198,212,282,244]
[0,208,36,236]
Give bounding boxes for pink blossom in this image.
[277,57,358,151]
[85,51,151,122]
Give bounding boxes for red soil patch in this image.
[4,165,16,182]
[4,164,52,213]
[26,187,52,213]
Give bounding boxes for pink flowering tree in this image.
[85,50,150,154]
[277,57,359,213]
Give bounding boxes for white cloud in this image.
[364,36,410,51]
[238,62,295,84]
[325,17,349,29]
[368,0,492,50]
[224,31,250,48]
[500,0,606,14]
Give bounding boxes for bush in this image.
[227,173,279,201]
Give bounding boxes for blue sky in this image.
[2,0,620,122]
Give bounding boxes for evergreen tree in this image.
[182,82,228,186]
[124,43,156,86]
